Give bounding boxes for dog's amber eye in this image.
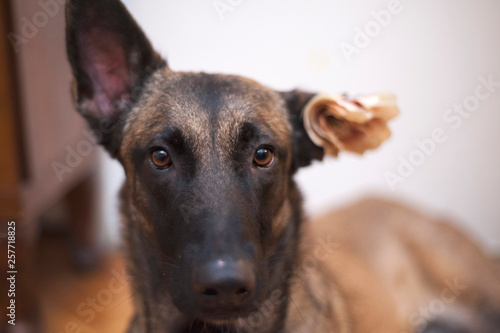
[254,147,275,167]
[150,149,172,169]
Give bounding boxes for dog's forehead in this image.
[122,69,291,155]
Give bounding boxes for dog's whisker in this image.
[154,304,166,332]
[288,295,305,324]
[159,260,179,269]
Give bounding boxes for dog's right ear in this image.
[281,90,326,171]
[66,0,166,156]
[282,90,399,171]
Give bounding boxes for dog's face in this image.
[120,70,301,319]
[65,0,390,326]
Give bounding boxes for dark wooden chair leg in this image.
[66,173,101,271]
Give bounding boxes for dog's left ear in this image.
[282,90,399,170]
[66,0,166,156]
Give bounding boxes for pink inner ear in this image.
[80,28,131,118]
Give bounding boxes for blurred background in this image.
[1,0,499,332]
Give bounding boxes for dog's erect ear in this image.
[282,90,399,170]
[66,0,166,156]
[281,90,325,170]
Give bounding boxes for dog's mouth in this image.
[172,311,242,333]
[199,312,241,323]
[169,288,259,327]
[173,294,262,331]
[180,318,240,333]
[188,301,255,325]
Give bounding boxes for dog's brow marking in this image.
[215,103,249,159]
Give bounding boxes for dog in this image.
[65,0,500,332]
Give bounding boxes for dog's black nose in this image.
[193,259,255,310]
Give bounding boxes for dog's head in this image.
[66,0,396,324]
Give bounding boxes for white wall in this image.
[100,0,500,253]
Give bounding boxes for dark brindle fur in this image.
[65,1,500,332]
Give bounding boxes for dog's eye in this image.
[253,147,275,167]
[150,149,172,169]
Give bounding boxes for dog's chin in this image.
[178,305,254,329]
[199,314,239,326]
[194,307,251,323]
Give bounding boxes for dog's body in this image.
[64,1,500,332]
[287,198,500,333]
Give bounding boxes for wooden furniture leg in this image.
[66,173,100,271]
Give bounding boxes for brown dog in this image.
[65,0,500,332]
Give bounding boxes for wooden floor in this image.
[36,235,134,333]
[30,232,500,333]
